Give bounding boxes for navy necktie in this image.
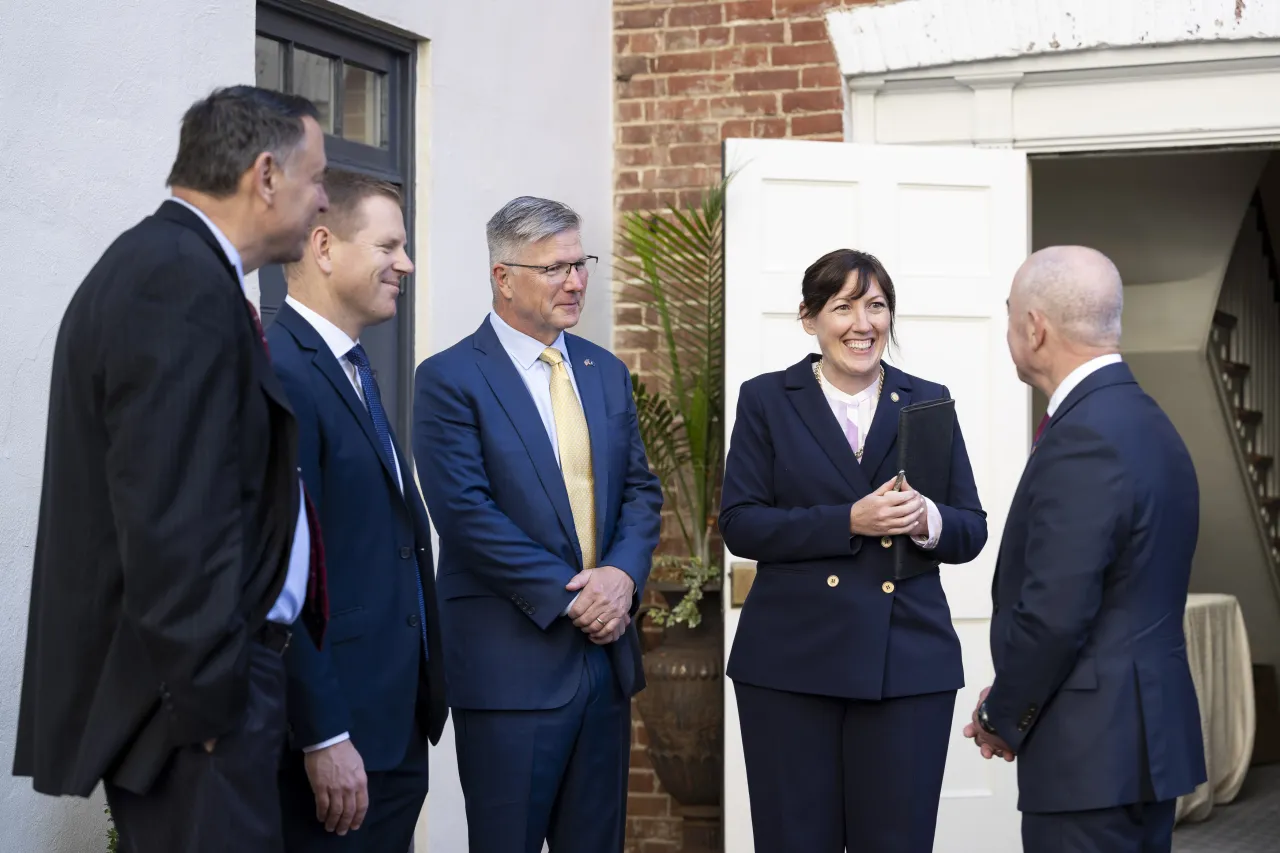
[346,344,429,660]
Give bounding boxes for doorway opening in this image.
[1030,146,1280,844]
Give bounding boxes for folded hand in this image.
[850,477,926,537]
[566,566,635,643]
[962,685,1016,762]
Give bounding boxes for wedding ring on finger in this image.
[596,616,608,626]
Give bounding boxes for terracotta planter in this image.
[635,581,723,845]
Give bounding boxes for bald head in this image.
[1012,246,1123,348]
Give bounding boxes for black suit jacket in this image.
[987,362,1206,812]
[267,303,446,768]
[14,200,300,797]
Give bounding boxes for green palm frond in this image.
[618,175,730,565]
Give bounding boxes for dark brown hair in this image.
[799,249,898,345]
[316,168,403,239]
[166,86,320,197]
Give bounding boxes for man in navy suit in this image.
[267,169,446,850]
[965,246,1206,851]
[413,196,662,853]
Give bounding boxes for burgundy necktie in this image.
[1033,413,1050,446]
[246,299,329,647]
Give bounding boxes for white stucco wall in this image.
[0,1,256,850]
[0,0,612,850]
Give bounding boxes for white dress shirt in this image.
[815,364,941,550]
[286,295,411,754]
[1047,353,1124,416]
[487,311,587,613]
[170,197,311,625]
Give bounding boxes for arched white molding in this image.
[826,0,1280,77]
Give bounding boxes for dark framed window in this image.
[255,0,417,444]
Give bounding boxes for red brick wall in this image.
[613,2,879,849]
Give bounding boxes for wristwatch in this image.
[977,701,998,736]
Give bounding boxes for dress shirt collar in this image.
[488,310,569,370]
[286,295,360,361]
[816,364,880,406]
[170,196,245,292]
[1047,353,1123,416]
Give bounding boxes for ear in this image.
[251,151,281,202]
[800,303,817,336]
[311,226,334,274]
[1027,309,1048,351]
[493,263,515,300]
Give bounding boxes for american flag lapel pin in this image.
[584,358,594,366]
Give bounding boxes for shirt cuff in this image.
[302,732,350,753]
[911,497,943,550]
[563,591,581,616]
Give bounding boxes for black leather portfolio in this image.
[893,397,956,580]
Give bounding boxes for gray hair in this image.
[486,196,581,274]
[1018,246,1124,348]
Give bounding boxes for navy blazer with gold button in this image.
[721,355,987,700]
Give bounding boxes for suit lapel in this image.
[784,356,869,494]
[277,304,400,489]
[859,364,911,478]
[154,201,296,416]
[566,336,610,561]
[473,319,578,548]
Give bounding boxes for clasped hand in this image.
[961,686,1016,763]
[849,475,929,538]
[566,566,635,645]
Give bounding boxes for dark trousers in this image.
[453,644,630,853]
[1022,800,1177,853]
[734,681,956,853]
[105,641,288,853]
[279,719,429,851]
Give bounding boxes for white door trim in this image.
[827,0,1280,151]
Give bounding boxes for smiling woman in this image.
[718,245,989,853]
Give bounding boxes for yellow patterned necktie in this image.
[539,347,597,569]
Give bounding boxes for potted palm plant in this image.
[617,175,729,851]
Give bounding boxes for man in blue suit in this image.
[965,246,1206,851]
[413,196,662,853]
[267,169,447,850]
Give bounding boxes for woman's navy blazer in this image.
[721,355,988,700]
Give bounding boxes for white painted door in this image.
[721,138,1029,852]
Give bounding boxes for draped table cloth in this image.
[1175,593,1255,824]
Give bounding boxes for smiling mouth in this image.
[845,339,874,353]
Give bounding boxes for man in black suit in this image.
[267,169,446,850]
[14,86,331,853]
[964,246,1206,851]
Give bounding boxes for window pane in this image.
[255,36,284,91]
[292,47,335,134]
[342,63,389,148]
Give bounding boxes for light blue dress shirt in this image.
[487,310,587,614]
[487,310,583,466]
[170,197,311,626]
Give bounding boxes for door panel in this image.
[722,138,1030,852]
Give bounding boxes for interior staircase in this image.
[1211,192,1280,766]
[1211,193,1280,576]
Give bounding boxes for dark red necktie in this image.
[1033,413,1050,445]
[246,299,329,647]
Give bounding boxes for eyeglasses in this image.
[500,255,598,284]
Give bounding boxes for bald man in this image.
[964,246,1206,851]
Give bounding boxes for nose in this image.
[316,187,330,213]
[562,267,586,291]
[395,247,414,276]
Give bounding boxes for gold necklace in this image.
[812,360,884,460]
